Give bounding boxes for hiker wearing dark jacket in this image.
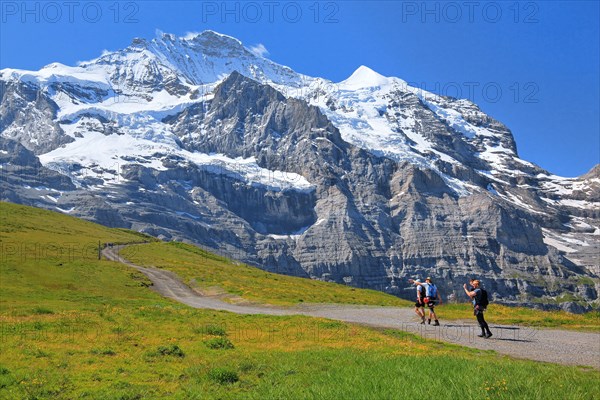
[463,280,492,338]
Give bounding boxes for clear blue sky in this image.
[1,1,598,177]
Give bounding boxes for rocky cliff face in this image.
[1,31,598,312]
[0,80,72,153]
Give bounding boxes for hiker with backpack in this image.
[463,279,492,338]
[413,279,426,324]
[408,277,441,326]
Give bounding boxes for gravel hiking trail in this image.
[103,245,600,369]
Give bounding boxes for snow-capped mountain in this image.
[1,30,598,311]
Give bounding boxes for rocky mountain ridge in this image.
[1,30,598,312]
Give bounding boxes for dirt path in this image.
[103,245,600,369]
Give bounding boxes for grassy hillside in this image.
[120,241,410,306]
[0,202,598,399]
[0,202,158,313]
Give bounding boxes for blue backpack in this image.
[426,284,437,298]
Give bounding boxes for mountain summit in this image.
[340,65,392,89]
[1,30,598,312]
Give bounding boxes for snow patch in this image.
[268,224,311,240]
[560,199,595,209]
[339,66,391,90]
[56,206,75,214]
[39,131,314,193]
[542,229,590,253]
[486,183,498,195]
[175,211,201,220]
[543,236,577,253]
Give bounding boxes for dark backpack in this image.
[478,289,489,308]
[418,285,426,299]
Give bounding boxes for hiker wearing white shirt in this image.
[408,277,441,326]
[413,279,426,324]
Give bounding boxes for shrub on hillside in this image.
[208,368,239,385]
[204,337,234,350]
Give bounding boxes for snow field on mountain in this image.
[39,127,314,193]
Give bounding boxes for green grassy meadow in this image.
[120,241,410,307]
[0,202,598,399]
